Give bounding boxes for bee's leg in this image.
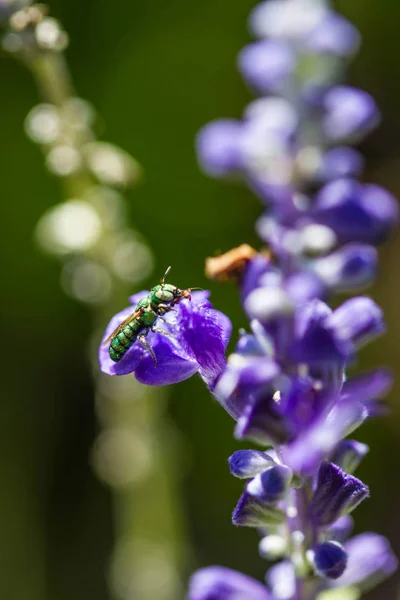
[137,334,157,366]
[157,303,176,316]
[152,327,175,340]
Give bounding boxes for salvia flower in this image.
[188,0,398,598]
[99,291,231,387]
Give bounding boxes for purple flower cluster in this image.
[98,0,398,597]
[188,0,398,598]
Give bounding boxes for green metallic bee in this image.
[103,267,198,366]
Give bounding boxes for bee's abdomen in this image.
[109,321,142,362]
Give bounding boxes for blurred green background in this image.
[0,0,399,598]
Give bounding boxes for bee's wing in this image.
[102,308,143,346]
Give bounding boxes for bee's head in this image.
[152,267,200,306]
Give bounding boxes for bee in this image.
[103,267,198,365]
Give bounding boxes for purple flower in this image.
[284,368,392,474]
[309,462,369,526]
[249,1,327,42]
[323,86,380,142]
[314,179,399,245]
[333,533,398,591]
[99,291,231,387]
[305,13,360,57]
[312,243,378,292]
[319,147,365,181]
[188,567,272,600]
[196,120,243,177]
[291,296,385,365]
[189,0,398,596]
[266,561,295,600]
[238,40,296,94]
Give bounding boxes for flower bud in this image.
[232,490,285,527]
[305,13,360,57]
[323,87,379,142]
[310,462,369,526]
[228,450,276,479]
[309,541,348,579]
[247,465,292,503]
[238,39,295,93]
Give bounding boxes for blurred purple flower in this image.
[188,567,273,600]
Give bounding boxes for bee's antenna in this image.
[161,266,172,285]
[188,287,204,291]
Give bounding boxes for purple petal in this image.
[214,356,280,420]
[319,147,364,181]
[341,368,393,414]
[128,290,149,305]
[196,120,243,177]
[249,0,326,41]
[327,296,385,349]
[329,515,354,543]
[188,566,273,600]
[312,244,378,292]
[291,299,351,365]
[176,293,232,389]
[323,87,380,142]
[284,397,368,475]
[235,392,289,446]
[280,375,329,433]
[314,179,399,245]
[238,40,295,93]
[285,271,326,304]
[306,13,360,56]
[294,298,331,333]
[332,533,398,591]
[266,561,296,600]
[134,336,199,385]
